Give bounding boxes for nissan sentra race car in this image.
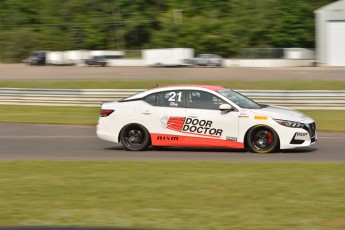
[97,85,317,153]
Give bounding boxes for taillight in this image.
[100,109,114,117]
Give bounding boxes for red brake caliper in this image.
[267,132,273,143]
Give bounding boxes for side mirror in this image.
[219,104,233,111]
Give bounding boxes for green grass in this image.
[0,105,99,125]
[1,79,345,90]
[303,110,345,132]
[0,162,344,229]
[0,105,344,132]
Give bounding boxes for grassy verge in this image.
[1,79,345,90]
[0,105,344,132]
[302,110,345,132]
[0,162,344,229]
[0,105,98,125]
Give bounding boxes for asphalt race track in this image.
[0,65,344,162]
[1,64,345,81]
[0,123,344,162]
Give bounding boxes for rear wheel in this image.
[247,125,279,153]
[120,124,150,151]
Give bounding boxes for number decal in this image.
[176,92,182,102]
[168,92,182,102]
[168,92,176,102]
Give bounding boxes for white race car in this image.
[97,85,317,153]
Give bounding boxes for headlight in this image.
[274,119,304,128]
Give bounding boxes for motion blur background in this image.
[0,0,344,66]
[1,1,345,230]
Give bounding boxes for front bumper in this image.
[278,122,317,150]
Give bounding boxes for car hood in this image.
[250,105,314,123]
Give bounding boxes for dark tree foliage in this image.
[0,0,336,62]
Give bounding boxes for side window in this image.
[144,91,184,107]
[188,90,225,110]
[144,93,156,106]
[144,93,166,106]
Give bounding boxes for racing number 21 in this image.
[168,92,182,102]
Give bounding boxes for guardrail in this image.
[0,88,344,110]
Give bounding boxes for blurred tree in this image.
[0,0,337,62]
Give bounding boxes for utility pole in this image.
[173,9,183,24]
[112,10,125,51]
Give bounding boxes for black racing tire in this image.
[120,124,150,151]
[246,125,279,153]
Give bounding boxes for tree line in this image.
[0,0,336,62]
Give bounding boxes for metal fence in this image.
[0,88,344,110]
[238,48,315,60]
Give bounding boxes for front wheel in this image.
[247,126,279,153]
[120,124,150,151]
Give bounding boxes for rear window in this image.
[144,91,185,107]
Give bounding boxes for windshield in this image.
[217,89,261,109]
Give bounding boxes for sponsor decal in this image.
[226,136,237,141]
[169,102,179,107]
[160,115,170,127]
[165,116,186,131]
[163,116,223,137]
[293,132,309,141]
[254,115,268,120]
[296,132,307,137]
[182,118,223,136]
[151,133,244,149]
[157,136,179,141]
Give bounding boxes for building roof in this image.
[315,0,345,13]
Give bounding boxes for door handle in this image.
[142,111,152,115]
[189,113,199,118]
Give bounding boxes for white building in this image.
[315,0,345,66]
